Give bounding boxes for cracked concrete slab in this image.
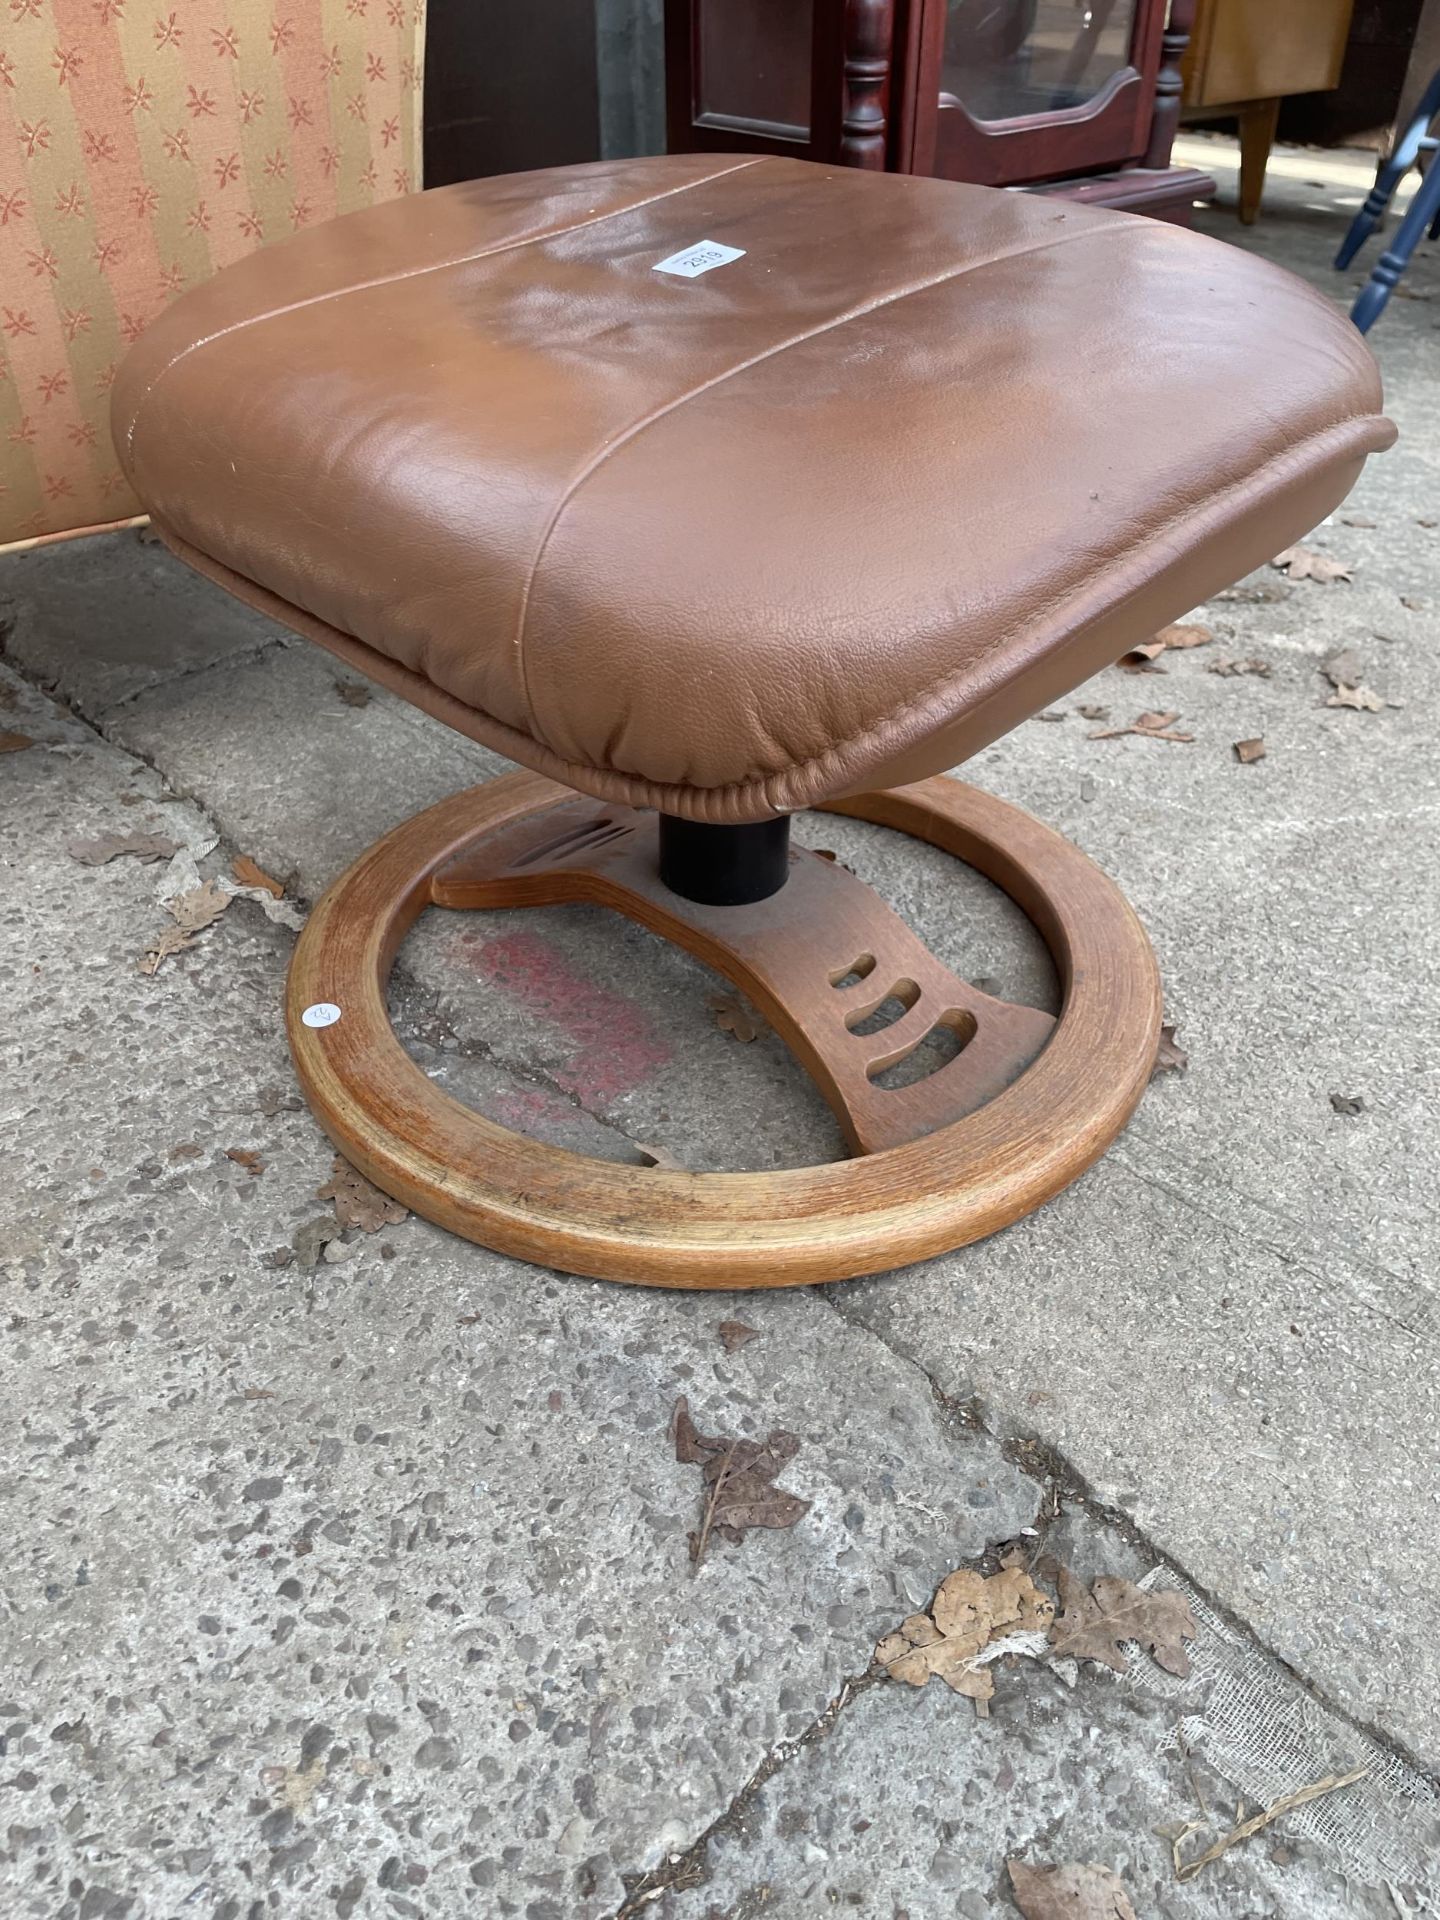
[3,141,1439,1918]
[0,529,285,719]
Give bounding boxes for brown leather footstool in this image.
[112,156,1393,1288]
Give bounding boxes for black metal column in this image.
[657,813,791,906]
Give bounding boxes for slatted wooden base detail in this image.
[285,771,1161,1289]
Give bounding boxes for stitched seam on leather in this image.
[121,157,769,462]
[511,217,1136,739]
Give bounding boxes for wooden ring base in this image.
[286,772,1161,1290]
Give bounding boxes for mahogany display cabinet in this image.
[665,0,1214,222]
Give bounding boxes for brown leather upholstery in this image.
[113,155,1393,823]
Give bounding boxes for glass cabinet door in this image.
[942,0,1141,124]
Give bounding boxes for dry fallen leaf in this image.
[0,731,35,753]
[334,679,372,707]
[291,1217,341,1270]
[1341,513,1377,529]
[1329,1092,1365,1116]
[233,855,285,898]
[1077,704,1109,721]
[141,876,235,974]
[718,1320,758,1353]
[1272,546,1352,583]
[1117,623,1212,671]
[674,1396,809,1567]
[317,1154,409,1233]
[138,924,197,976]
[68,830,181,866]
[1326,683,1385,712]
[875,1566,1054,1707]
[1233,738,1266,765]
[1321,647,1364,688]
[1007,1859,1138,1920]
[708,991,760,1043]
[1208,657,1271,679]
[226,1147,267,1177]
[1152,1025,1187,1076]
[1089,710,1194,744]
[1048,1566,1196,1677]
[172,878,233,934]
[256,1085,302,1118]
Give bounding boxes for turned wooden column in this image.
[1144,0,1195,169]
[840,0,896,170]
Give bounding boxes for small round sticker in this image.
[301,1002,342,1029]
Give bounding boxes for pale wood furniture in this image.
[1182,0,1356,222]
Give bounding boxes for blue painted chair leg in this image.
[1335,66,1440,269]
[1351,150,1440,332]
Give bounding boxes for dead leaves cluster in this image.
[708,991,761,1044]
[874,1559,1196,1712]
[317,1153,409,1233]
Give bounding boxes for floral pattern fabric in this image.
[0,0,425,544]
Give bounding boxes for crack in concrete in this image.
[1111,1154,1437,1347]
[610,1670,883,1918]
[817,1282,1440,1790]
[94,632,291,720]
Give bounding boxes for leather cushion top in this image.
[113,155,1394,821]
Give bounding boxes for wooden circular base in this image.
[286,772,1161,1289]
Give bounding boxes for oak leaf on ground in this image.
[1326,683,1385,712]
[68,830,180,866]
[673,1397,808,1566]
[874,1566,1054,1705]
[1048,1566,1196,1676]
[1007,1859,1137,1920]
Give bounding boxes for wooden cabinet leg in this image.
[1237,96,1280,225]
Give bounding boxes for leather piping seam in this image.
[511,216,1140,740]
[120,156,769,463]
[149,412,1386,818]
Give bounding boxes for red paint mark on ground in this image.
[457,928,670,1107]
